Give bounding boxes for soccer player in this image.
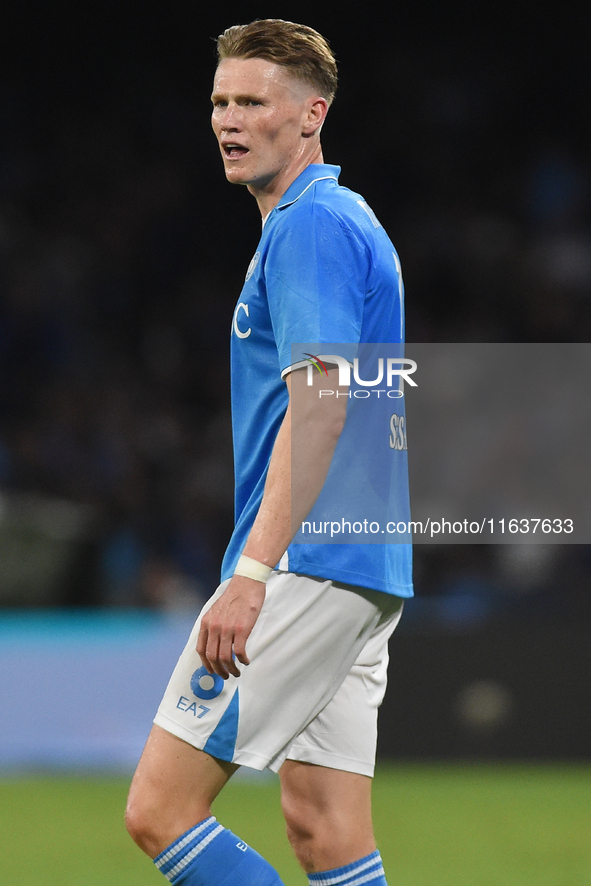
[125,19,413,886]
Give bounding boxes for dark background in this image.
[1,1,589,757]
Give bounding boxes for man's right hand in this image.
[196,575,266,679]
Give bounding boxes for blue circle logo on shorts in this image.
[190,666,224,700]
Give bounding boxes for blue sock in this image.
[308,850,388,886]
[153,816,285,885]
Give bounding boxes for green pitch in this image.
[0,765,589,885]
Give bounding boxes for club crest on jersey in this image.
[190,666,224,700]
[245,251,260,282]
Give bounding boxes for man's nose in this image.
[220,104,242,130]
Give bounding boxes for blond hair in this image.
[216,19,337,106]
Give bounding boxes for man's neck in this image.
[250,145,324,218]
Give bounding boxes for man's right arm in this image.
[197,366,348,678]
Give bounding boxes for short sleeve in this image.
[264,203,370,373]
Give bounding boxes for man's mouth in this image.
[223,143,249,159]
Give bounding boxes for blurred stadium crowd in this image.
[0,8,589,619]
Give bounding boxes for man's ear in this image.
[302,96,329,137]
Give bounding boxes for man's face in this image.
[211,57,315,196]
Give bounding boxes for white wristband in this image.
[234,555,273,583]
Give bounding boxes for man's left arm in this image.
[197,367,347,679]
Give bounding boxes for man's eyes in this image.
[212,99,263,108]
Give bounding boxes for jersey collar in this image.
[275,164,341,212]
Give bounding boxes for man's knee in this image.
[125,781,169,858]
[125,773,210,859]
[280,762,376,871]
[124,798,147,852]
[281,790,333,865]
[125,725,235,857]
[281,793,309,845]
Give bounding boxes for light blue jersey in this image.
[221,164,413,597]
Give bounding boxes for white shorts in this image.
[154,571,403,777]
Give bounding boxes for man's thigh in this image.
[154,572,403,774]
[282,593,401,776]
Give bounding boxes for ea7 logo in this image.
[305,354,417,387]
